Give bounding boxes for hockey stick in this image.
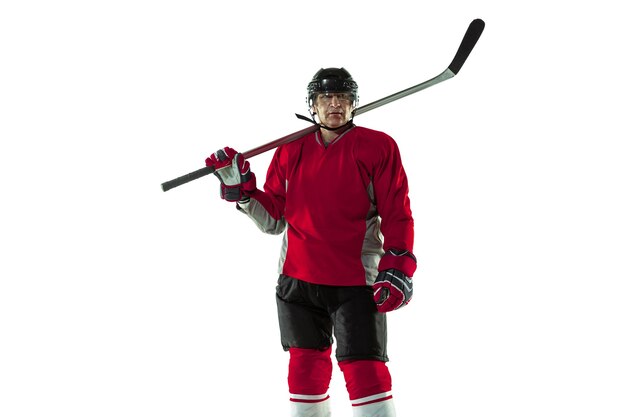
[161,18,485,192]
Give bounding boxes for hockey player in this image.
[205,68,416,417]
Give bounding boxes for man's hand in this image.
[206,147,256,202]
[373,249,417,312]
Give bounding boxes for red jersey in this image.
[238,125,413,286]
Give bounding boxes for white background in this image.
[1,1,625,416]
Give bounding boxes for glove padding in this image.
[373,249,417,312]
[205,147,256,202]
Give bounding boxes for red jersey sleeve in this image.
[252,146,287,219]
[370,134,414,253]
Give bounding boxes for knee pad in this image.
[288,347,333,398]
[338,359,392,402]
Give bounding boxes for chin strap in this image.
[295,113,317,124]
[295,113,355,132]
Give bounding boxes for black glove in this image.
[373,249,416,312]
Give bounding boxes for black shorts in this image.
[275,274,388,362]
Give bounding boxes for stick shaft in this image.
[161,166,215,192]
[160,124,319,192]
[353,69,455,116]
[161,68,455,192]
[241,124,320,159]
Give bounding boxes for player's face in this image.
[313,92,355,128]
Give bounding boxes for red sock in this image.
[288,347,333,403]
[338,359,393,404]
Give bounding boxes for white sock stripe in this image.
[351,391,393,406]
[290,393,329,401]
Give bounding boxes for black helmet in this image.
[307,67,358,108]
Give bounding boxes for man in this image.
[206,68,416,417]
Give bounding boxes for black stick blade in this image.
[448,18,485,75]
